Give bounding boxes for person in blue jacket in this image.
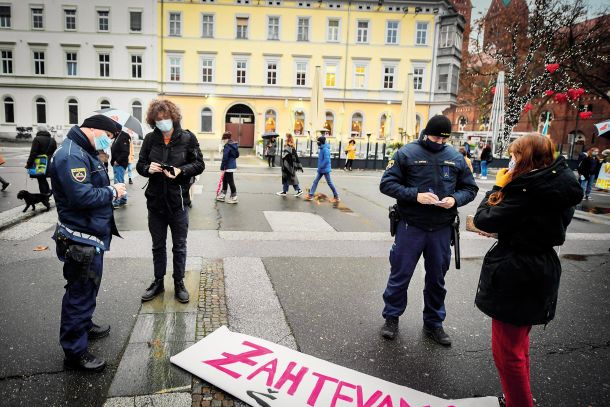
[379,115,478,346]
[49,114,126,372]
[304,135,340,203]
[217,131,240,204]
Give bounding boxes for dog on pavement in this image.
[17,190,51,212]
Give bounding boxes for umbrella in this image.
[310,66,325,138]
[95,108,144,138]
[594,119,610,139]
[398,73,417,142]
[262,132,280,139]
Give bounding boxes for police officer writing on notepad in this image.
[379,115,478,345]
[49,114,126,372]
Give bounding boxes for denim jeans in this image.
[148,208,189,281]
[127,163,133,179]
[481,160,488,177]
[282,182,301,193]
[113,165,127,204]
[310,172,338,198]
[580,174,596,197]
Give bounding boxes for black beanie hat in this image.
[81,115,121,136]
[423,115,452,138]
[317,136,326,145]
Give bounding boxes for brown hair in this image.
[285,133,295,147]
[587,147,599,156]
[488,134,555,206]
[222,131,232,140]
[145,99,182,127]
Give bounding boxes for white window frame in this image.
[201,107,213,133]
[35,97,47,124]
[97,8,110,32]
[436,64,449,92]
[324,61,338,88]
[169,11,182,37]
[130,53,143,79]
[356,20,369,44]
[200,55,215,83]
[64,7,77,31]
[31,6,44,30]
[296,17,310,42]
[65,51,78,76]
[129,9,143,33]
[386,20,399,45]
[327,18,340,42]
[236,16,249,39]
[3,95,15,124]
[352,62,368,89]
[32,49,45,75]
[265,59,279,85]
[413,66,425,91]
[415,21,428,45]
[0,49,13,75]
[98,52,110,78]
[440,25,455,48]
[0,3,11,29]
[267,15,280,40]
[131,100,143,123]
[234,58,248,84]
[67,97,79,125]
[450,64,459,94]
[351,112,364,138]
[201,13,214,38]
[382,63,397,89]
[168,54,182,82]
[295,60,308,87]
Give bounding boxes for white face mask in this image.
[508,157,517,172]
[155,119,173,133]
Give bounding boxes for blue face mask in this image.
[156,119,173,133]
[508,158,516,172]
[423,137,445,152]
[94,131,112,151]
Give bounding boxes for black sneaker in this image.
[88,323,110,340]
[64,351,106,372]
[380,317,399,340]
[423,325,452,346]
[141,278,164,302]
[129,178,133,185]
[174,279,189,303]
[1,182,9,191]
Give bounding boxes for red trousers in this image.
[492,319,534,407]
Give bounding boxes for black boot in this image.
[141,278,164,302]
[129,177,133,184]
[174,279,189,303]
[423,325,452,346]
[88,323,110,340]
[64,351,106,372]
[380,316,399,340]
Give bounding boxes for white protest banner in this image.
[171,326,499,407]
[595,163,610,191]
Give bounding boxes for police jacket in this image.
[473,156,582,326]
[220,141,239,171]
[26,131,57,170]
[110,131,131,168]
[380,140,478,231]
[49,126,119,251]
[136,126,204,213]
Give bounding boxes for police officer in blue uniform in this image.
[49,115,126,372]
[379,115,478,346]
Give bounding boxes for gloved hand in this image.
[495,168,512,188]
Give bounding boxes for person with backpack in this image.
[25,125,57,195]
[110,131,131,207]
[304,135,340,203]
[216,131,240,204]
[480,143,493,180]
[276,133,303,196]
[137,99,205,304]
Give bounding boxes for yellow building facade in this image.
[157,0,464,149]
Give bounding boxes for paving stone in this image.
[134,392,191,407]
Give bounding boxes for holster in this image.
[389,205,400,237]
[56,232,100,285]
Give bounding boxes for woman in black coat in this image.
[26,125,57,195]
[473,134,582,407]
[276,133,303,196]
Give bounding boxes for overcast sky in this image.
[470,0,608,18]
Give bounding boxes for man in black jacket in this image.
[110,131,131,207]
[26,125,57,195]
[379,115,478,346]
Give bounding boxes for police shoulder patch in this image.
[71,167,87,182]
[386,159,395,170]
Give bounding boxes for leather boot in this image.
[174,279,189,303]
[141,278,164,302]
[64,351,106,372]
[88,323,110,340]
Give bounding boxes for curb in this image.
[573,210,610,226]
[0,202,57,232]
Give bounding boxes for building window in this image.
[201,107,212,132]
[386,21,398,44]
[266,62,278,85]
[294,110,305,135]
[357,21,369,43]
[236,17,248,39]
[0,5,10,28]
[351,112,363,137]
[325,64,337,87]
[296,62,307,86]
[98,53,110,77]
[268,16,279,40]
[235,60,247,84]
[64,9,76,30]
[413,67,424,90]
[31,7,44,29]
[324,111,334,136]
[416,22,428,45]
[297,17,309,41]
[36,97,46,123]
[169,56,181,81]
[354,65,366,88]
[98,10,109,31]
[132,100,142,122]
[100,99,110,109]
[379,113,388,138]
[437,64,449,91]
[3,96,14,123]
[383,65,395,89]
[440,25,455,48]
[66,52,77,76]
[451,65,459,94]
[202,14,214,38]
[169,12,181,36]
[1,50,12,74]
[201,57,213,83]
[33,51,45,75]
[131,54,142,78]
[130,11,142,32]
[327,19,339,42]
[265,109,276,132]
[68,99,78,125]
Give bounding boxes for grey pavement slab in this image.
[263,210,335,232]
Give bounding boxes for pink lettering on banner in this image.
[274,361,309,396]
[377,395,394,407]
[246,358,278,386]
[399,399,414,407]
[307,372,340,406]
[331,381,357,407]
[356,386,383,407]
[203,341,273,379]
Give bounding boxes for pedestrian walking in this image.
[110,131,131,207]
[379,115,478,345]
[49,114,126,372]
[577,147,601,200]
[137,99,205,304]
[25,125,57,195]
[0,153,9,191]
[304,135,340,202]
[472,142,483,177]
[480,143,493,179]
[473,134,582,407]
[216,132,239,204]
[127,137,135,184]
[344,139,356,171]
[265,138,277,167]
[276,133,303,196]
[459,147,473,173]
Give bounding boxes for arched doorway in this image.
[225,103,255,147]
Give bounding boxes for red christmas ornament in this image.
[576,87,586,98]
[523,103,533,113]
[554,93,568,103]
[546,63,560,74]
[491,86,496,95]
[579,111,593,120]
[544,90,555,96]
[568,87,586,101]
